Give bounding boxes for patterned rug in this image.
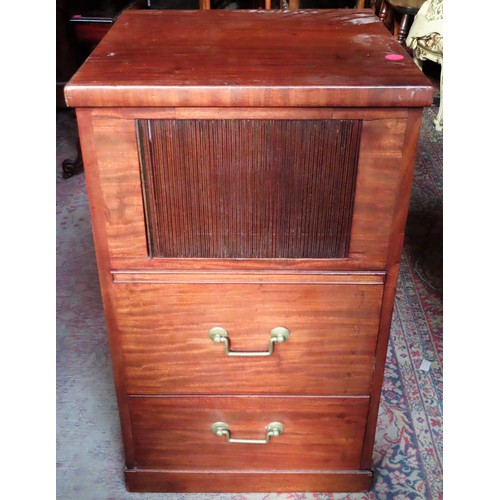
[56,107,443,500]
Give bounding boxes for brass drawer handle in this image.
[211,421,284,444]
[208,326,290,357]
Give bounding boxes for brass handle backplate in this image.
[211,421,284,444]
[208,326,290,357]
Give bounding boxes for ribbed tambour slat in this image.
[137,119,361,259]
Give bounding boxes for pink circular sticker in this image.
[385,54,404,61]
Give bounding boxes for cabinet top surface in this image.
[65,9,433,108]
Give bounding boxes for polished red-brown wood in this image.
[79,108,409,271]
[113,278,384,395]
[111,271,385,285]
[128,395,370,470]
[75,108,136,467]
[65,10,432,108]
[125,469,373,493]
[73,22,111,46]
[67,9,433,493]
[360,108,423,468]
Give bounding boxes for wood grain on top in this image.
[65,9,433,108]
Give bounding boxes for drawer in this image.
[113,275,384,395]
[128,395,370,471]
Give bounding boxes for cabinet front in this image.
[86,108,409,271]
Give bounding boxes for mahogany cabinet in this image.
[65,8,432,493]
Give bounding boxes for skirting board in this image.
[125,469,373,493]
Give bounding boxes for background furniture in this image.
[378,0,425,44]
[288,1,372,9]
[407,0,443,130]
[57,0,142,108]
[57,0,81,108]
[58,0,146,178]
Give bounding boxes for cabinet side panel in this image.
[75,109,137,467]
[137,119,361,259]
[348,117,407,264]
[360,109,424,468]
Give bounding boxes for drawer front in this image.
[113,278,384,395]
[129,396,370,471]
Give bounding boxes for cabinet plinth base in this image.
[125,469,373,493]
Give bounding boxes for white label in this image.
[419,358,432,372]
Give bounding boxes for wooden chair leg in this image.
[356,0,366,8]
[199,0,210,9]
[62,138,84,179]
[288,0,299,9]
[378,1,389,23]
[396,13,411,44]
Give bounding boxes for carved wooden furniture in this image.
[407,0,443,130]
[289,1,369,10]
[378,0,425,44]
[59,0,147,178]
[65,9,432,493]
